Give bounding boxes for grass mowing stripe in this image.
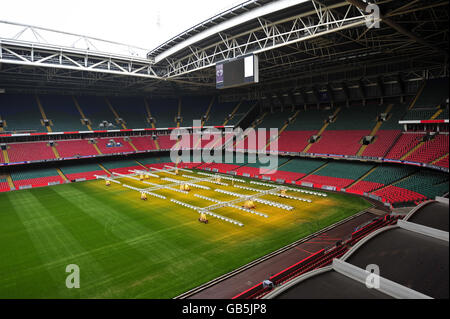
[32,187,171,298]
[0,194,57,298]
[2,189,106,298]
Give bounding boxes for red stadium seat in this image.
[56,140,98,158]
[372,185,427,203]
[130,136,157,152]
[307,130,370,156]
[405,134,449,164]
[385,133,423,160]
[96,138,135,154]
[7,142,56,163]
[362,130,402,157]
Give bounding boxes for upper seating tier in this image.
[0,94,43,132]
[108,97,150,129]
[327,103,381,130]
[148,98,178,128]
[76,96,116,130]
[180,96,211,127]
[413,78,449,108]
[38,95,86,131]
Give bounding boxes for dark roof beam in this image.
[327,84,336,106]
[377,76,385,97]
[397,73,406,103]
[288,91,297,111]
[312,86,321,106]
[346,0,448,57]
[377,76,386,105]
[342,82,350,107]
[276,92,286,112]
[359,79,367,105]
[299,89,308,110]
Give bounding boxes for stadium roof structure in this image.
[263,197,449,299]
[147,0,275,60]
[0,0,448,97]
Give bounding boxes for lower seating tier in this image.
[177,162,203,169]
[108,166,143,175]
[262,170,306,182]
[145,162,175,170]
[130,136,157,151]
[233,166,265,177]
[96,138,135,154]
[2,153,448,205]
[198,163,241,173]
[13,175,64,188]
[0,178,10,192]
[301,175,354,189]
[372,185,427,204]
[347,181,384,193]
[56,140,99,158]
[60,163,105,181]
[65,170,106,181]
[157,135,178,150]
[7,142,56,163]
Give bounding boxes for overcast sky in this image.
[0,0,243,51]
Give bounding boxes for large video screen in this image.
[216,54,259,89]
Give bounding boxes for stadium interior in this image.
[0,0,448,300]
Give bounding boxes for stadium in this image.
[0,0,448,302]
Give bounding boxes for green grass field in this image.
[0,169,371,298]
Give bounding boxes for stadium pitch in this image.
[0,169,371,298]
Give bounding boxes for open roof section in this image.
[148,0,275,60]
[149,0,374,78]
[147,0,313,62]
[147,0,358,70]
